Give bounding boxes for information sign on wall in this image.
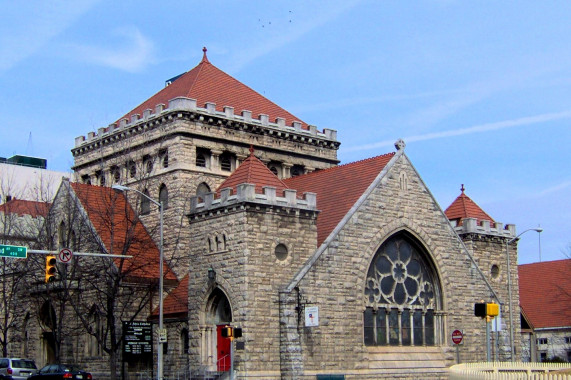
[122,321,153,360]
[305,306,319,327]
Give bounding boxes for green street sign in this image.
[0,244,28,258]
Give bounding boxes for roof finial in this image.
[202,47,209,63]
[461,184,465,194]
[249,145,255,155]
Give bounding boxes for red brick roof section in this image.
[216,152,290,196]
[70,183,176,281]
[117,48,306,128]
[284,153,395,246]
[152,274,188,317]
[519,259,571,329]
[444,187,494,225]
[0,198,50,218]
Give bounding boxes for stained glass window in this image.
[364,233,441,346]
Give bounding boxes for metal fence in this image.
[449,362,571,380]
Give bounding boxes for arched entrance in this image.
[39,301,57,365]
[203,288,232,372]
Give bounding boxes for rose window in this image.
[364,234,441,347]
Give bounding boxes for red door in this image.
[217,325,231,371]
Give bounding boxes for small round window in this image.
[275,243,288,261]
[491,264,500,279]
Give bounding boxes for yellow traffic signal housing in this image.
[221,327,232,338]
[45,255,57,283]
[486,303,499,317]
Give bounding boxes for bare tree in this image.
[0,166,52,357]
[35,179,178,379]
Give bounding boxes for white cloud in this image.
[538,180,571,197]
[345,110,571,152]
[66,27,155,73]
[0,0,100,73]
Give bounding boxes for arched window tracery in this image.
[364,232,442,347]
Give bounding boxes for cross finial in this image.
[249,145,255,155]
[461,184,465,194]
[202,47,209,63]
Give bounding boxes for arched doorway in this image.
[39,301,57,364]
[363,231,443,347]
[203,288,232,371]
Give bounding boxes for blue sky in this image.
[1,1,569,264]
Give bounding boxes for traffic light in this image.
[486,303,499,317]
[475,302,499,318]
[475,303,486,318]
[45,255,57,283]
[221,326,242,339]
[221,326,232,338]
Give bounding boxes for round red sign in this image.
[452,329,463,345]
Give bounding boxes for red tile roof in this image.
[284,153,395,245]
[216,150,290,196]
[519,259,571,329]
[0,198,50,218]
[70,182,176,281]
[444,185,494,225]
[117,48,306,128]
[152,274,188,317]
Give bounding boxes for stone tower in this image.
[70,48,339,277]
[445,185,518,361]
[186,151,320,376]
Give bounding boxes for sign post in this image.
[0,244,27,258]
[452,329,463,363]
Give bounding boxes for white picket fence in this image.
[449,362,571,380]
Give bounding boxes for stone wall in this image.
[186,187,318,377]
[275,152,503,378]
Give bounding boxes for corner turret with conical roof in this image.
[445,184,519,361]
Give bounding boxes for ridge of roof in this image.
[216,150,289,195]
[519,259,571,329]
[115,48,306,128]
[284,152,396,245]
[444,184,495,225]
[69,182,176,281]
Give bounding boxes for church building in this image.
[62,48,521,378]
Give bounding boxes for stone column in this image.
[282,163,292,179]
[211,150,222,172]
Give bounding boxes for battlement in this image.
[452,217,516,239]
[189,184,317,215]
[74,97,338,148]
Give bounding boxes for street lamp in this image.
[112,184,164,380]
[505,227,543,362]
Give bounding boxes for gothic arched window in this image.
[159,184,168,210]
[364,232,442,347]
[141,189,151,215]
[196,182,211,203]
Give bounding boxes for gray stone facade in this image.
[0,58,521,379]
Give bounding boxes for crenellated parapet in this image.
[72,97,339,156]
[188,183,318,221]
[452,217,516,239]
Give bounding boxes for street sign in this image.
[452,329,463,345]
[0,244,28,258]
[58,248,73,264]
[159,328,168,343]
